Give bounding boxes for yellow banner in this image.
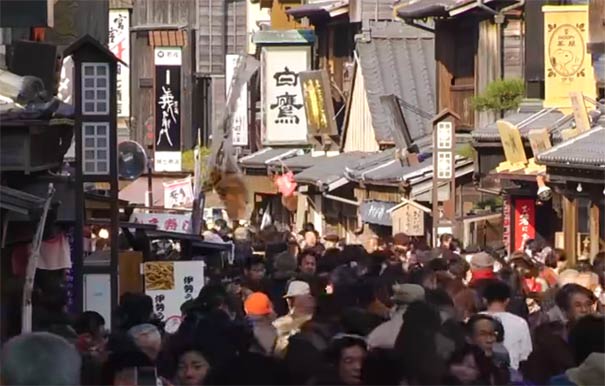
[543,5,596,111]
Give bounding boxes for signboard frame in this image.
[260,45,311,145]
[154,47,182,172]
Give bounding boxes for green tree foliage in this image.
[181,146,211,172]
[471,78,525,114]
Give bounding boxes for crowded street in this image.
[1,0,604,385]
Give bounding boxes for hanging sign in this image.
[391,203,426,236]
[130,212,192,234]
[543,5,597,111]
[154,47,182,171]
[226,54,249,146]
[261,45,310,145]
[299,70,337,136]
[143,261,205,321]
[513,198,536,251]
[108,9,130,118]
[503,196,511,254]
[163,177,193,209]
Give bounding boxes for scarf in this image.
[470,268,496,284]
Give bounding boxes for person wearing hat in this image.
[272,281,315,357]
[244,292,277,356]
[367,283,425,350]
[468,251,497,296]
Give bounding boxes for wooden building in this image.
[537,126,605,263]
[129,0,247,153]
[396,0,526,129]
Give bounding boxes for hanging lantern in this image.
[275,170,297,197]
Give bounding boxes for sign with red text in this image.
[502,196,511,254]
[163,177,193,209]
[514,198,535,251]
[130,212,192,234]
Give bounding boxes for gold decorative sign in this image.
[299,70,337,136]
[569,91,591,132]
[527,128,552,157]
[496,120,527,172]
[543,5,596,111]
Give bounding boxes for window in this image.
[83,122,110,175]
[82,63,109,115]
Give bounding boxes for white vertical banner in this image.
[261,46,311,145]
[225,54,249,146]
[108,9,130,118]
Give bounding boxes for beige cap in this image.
[470,252,495,269]
[284,280,311,298]
[391,283,425,304]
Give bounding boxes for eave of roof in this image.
[536,126,605,170]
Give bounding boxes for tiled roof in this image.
[537,126,605,168]
[287,0,349,19]
[294,151,371,187]
[396,0,516,19]
[357,20,436,144]
[344,148,473,186]
[471,106,574,142]
[395,0,461,19]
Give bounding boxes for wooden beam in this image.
[563,195,578,266]
[590,200,600,261]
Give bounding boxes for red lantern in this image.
[275,170,297,197]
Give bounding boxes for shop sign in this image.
[543,5,597,110]
[502,196,511,254]
[108,9,130,118]
[569,91,591,132]
[496,120,527,170]
[360,200,397,226]
[299,70,337,136]
[226,54,249,146]
[130,212,192,234]
[527,128,552,157]
[514,198,536,251]
[163,177,193,209]
[435,121,454,180]
[154,47,182,171]
[261,45,310,144]
[391,203,425,236]
[143,261,205,321]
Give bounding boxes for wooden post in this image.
[590,200,600,261]
[563,195,578,266]
[21,183,55,333]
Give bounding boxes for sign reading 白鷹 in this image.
[154,47,182,171]
[261,46,310,145]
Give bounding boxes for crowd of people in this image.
[2,222,604,386]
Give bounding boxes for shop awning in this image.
[294,151,372,191]
[359,199,398,226]
[537,126,605,170]
[355,20,435,145]
[287,0,349,20]
[239,148,305,170]
[119,175,222,208]
[0,185,46,216]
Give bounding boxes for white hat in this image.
[284,280,311,298]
